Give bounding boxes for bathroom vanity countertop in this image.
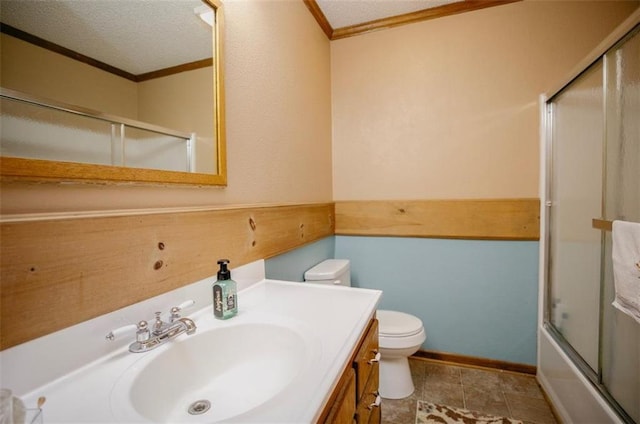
[9,277,382,423]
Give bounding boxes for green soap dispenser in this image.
[213,259,238,319]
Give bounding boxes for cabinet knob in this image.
[368,392,382,410]
[367,350,381,365]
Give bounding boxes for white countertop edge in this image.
[310,302,379,422]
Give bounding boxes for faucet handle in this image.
[176,299,195,311]
[105,324,137,341]
[153,312,165,331]
[106,321,151,342]
[170,300,195,321]
[136,320,150,342]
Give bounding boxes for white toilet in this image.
[304,259,426,399]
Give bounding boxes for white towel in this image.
[612,220,640,324]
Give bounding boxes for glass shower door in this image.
[547,61,604,373]
[546,23,639,424]
[549,62,604,372]
[601,26,640,424]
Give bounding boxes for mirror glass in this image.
[0,0,226,185]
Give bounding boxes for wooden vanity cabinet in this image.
[320,318,381,424]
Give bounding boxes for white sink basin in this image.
[111,323,309,423]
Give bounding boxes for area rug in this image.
[416,401,524,424]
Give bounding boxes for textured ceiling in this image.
[2,0,481,75]
[316,0,464,29]
[0,0,212,75]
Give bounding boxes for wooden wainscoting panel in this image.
[0,203,334,349]
[335,199,539,240]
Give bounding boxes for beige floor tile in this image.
[463,385,511,418]
[409,359,428,399]
[424,362,462,385]
[505,393,558,424]
[423,381,465,409]
[460,367,502,391]
[500,372,544,399]
[381,393,420,424]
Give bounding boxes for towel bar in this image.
[592,219,613,231]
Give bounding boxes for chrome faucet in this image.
[106,300,197,353]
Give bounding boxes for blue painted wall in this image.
[265,237,335,282]
[265,235,539,365]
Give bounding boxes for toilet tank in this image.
[304,259,351,287]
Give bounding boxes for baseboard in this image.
[412,350,537,375]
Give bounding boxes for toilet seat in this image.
[377,310,424,337]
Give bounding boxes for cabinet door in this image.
[355,364,381,424]
[324,368,356,424]
[368,407,381,424]
[353,319,379,402]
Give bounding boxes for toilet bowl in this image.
[304,259,426,400]
[376,309,426,399]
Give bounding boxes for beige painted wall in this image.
[138,68,216,174]
[3,0,637,215]
[0,0,333,215]
[330,0,638,201]
[1,34,138,118]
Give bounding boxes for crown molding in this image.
[304,0,521,40]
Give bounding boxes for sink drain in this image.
[187,399,211,415]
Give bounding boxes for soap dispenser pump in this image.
[213,259,238,319]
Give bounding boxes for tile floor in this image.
[381,358,559,424]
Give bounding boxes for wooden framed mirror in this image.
[0,0,226,186]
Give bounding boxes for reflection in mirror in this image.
[0,0,226,185]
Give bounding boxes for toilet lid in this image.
[377,310,424,337]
